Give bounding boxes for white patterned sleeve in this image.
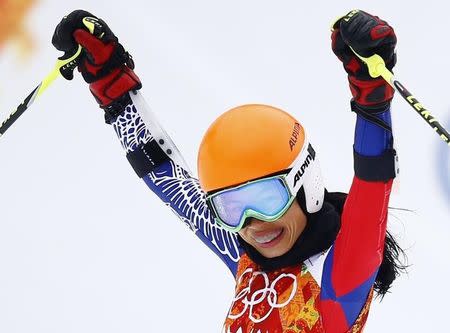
[110,91,241,275]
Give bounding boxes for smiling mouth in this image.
[252,228,284,246]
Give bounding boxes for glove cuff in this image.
[348,75,394,107]
[89,66,142,108]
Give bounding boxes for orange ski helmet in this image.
[198,104,325,214]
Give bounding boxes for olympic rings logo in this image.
[228,268,298,323]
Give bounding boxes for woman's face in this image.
[238,200,307,258]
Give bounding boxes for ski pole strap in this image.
[353,148,398,182]
[126,139,170,177]
[351,100,392,132]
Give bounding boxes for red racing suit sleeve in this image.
[320,105,396,333]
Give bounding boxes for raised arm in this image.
[320,10,398,332]
[52,10,242,275]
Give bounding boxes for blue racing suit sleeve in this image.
[110,91,242,275]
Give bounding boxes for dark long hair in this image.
[324,191,408,298]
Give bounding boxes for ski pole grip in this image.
[57,17,101,80]
[349,47,395,87]
[57,45,82,80]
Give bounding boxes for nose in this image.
[243,218,266,230]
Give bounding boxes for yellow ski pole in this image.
[331,10,450,147]
[349,47,450,147]
[0,17,99,138]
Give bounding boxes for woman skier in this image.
[52,8,405,332]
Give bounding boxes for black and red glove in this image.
[52,10,141,122]
[332,10,396,110]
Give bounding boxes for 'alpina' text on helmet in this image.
[289,122,301,151]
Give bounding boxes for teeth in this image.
[253,229,283,244]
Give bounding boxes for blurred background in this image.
[0,0,448,332]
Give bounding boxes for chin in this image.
[254,239,292,258]
[258,246,290,258]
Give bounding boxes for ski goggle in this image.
[207,175,295,232]
[206,139,320,233]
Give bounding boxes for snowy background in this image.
[0,0,449,332]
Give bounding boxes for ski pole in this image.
[0,45,81,137]
[349,48,450,147]
[0,17,99,138]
